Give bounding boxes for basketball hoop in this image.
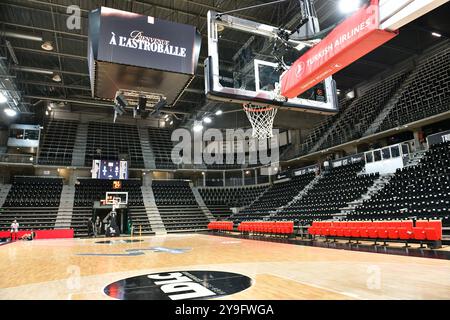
[243,103,278,140]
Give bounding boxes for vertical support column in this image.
[242,170,245,186]
[254,169,258,185]
[202,172,206,186]
[222,171,226,187]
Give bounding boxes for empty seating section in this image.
[0,177,63,231]
[238,221,294,236]
[152,180,209,232]
[352,141,450,226]
[297,98,352,156]
[379,45,450,132]
[233,173,316,222]
[319,70,410,150]
[208,221,233,231]
[308,220,442,244]
[85,122,144,168]
[38,119,79,165]
[148,128,176,169]
[71,179,150,236]
[198,185,268,219]
[279,163,378,224]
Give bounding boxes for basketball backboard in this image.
[204,10,339,114]
[104,192,128,205]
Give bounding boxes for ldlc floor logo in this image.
[104,270,252,300]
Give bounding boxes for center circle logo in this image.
[104,270,252,300]
[295,61,306,78]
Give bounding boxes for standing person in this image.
[10,220,19,241]
[87,217,94,237]
[94,216,102,237]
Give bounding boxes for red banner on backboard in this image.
[281,2,398,99]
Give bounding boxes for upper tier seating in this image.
[152,180,209,232]
[319,70,410,150]
[278,163,379,224]
[71,179,151,237]
[38,119,79,166]
[85,122,144,169]
[352,141,450,226]
[148,128,176,169]
[231,173,316,222]
[379,45,450,132]
[0,177,63,231]
[198,185,268,219]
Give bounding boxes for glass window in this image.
[374,150,382,162]
[365,152,373,163]
[24,130,39,140]
[9,129,24,139]
[391,146,400,158]
[401,144,409,155]
[382,148,391,160]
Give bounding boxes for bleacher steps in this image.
[191,185,215,222]
[339,173,394,215]
[71,123,88,167]
[0,184,11,208]
[275,173,323,214]
[141,186,166,235]
[55,185,75,229]
[363,70,416,136]
[138,127,156,169]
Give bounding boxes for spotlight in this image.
[41,41,54,51]
[45,110,49,116]
[150,98,167,117]
[165,116,170,122]
[138,96,147,112]
[52,73,61,82]
[0,92,7,104]
[114,91,127,116]
[431,32,442,38]
[346,90,355,99]
[203,116,212,124]
[193,122,204,132]
[215,109,223,116]
[4,108,17,117]
[339,0,361,14]
[169,120,174,125]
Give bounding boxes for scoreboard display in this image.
[91,160,128,180]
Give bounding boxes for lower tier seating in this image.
[208,221,233,231]
[308,220,442,248]
[153,180,210,232]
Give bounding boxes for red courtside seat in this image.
[398,221,414,240]
[351,222,361,238]
[377,222,389,239]
[343,222,352,238]
[413,221,427,241]
[387,221,402,240]
[336,222,346,237]
[368,222,379,239]
[359,222,370,238]
[417,220,442,241]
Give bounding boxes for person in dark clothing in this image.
[94,216,102,237]
[87,218,95,237]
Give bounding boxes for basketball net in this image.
[243,103,278,140]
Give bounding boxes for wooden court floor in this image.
[0,233,449,300]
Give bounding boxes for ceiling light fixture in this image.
[52,73,62,82]
[0,92,7,104]
[339,0,361,14]
[41,41,54,51]
[4,108,17,117]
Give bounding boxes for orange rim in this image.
[242,104,275,113]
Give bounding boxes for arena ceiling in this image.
[0,0,449,128]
